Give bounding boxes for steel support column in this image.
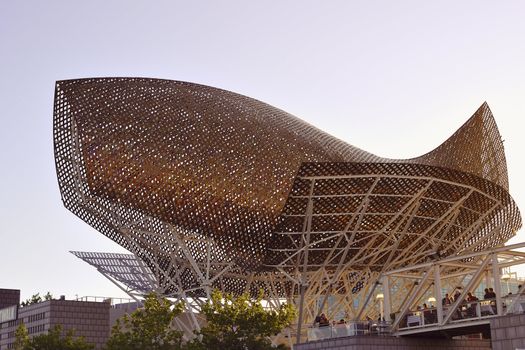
[492,253,503,316]
[434,264,443,325]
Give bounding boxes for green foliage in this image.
[14,324,29,350]
[104,293,184,350]
[186,290,296,350]
[20,292,53,307]
[20,293,42,307]
[14,324,94,350]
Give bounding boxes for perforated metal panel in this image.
[55,78,521,299]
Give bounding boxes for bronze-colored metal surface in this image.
[54,78,521,300]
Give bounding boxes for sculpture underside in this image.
[55,78,521,324]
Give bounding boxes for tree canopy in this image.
[14,323,30,350]
[20,292,53,307]
[186,290,296,350]
[104,293,184,350]
[14,324,93,350]
[14,291,295,350]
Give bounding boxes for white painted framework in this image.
[271,172,516,342]
[384,241,525,336]
[73,171,521,343]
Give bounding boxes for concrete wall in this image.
[295,335,491,350]
[0,300,50,350]
[109,301,140,327]
[49,300,110,349]
[490,313,525,350]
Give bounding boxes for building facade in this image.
[0,289,130,350]
[0,290,19,311]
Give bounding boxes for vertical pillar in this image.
[434,265,443,325]
[296,282,307,344]
[204,283,211,300]
[492,253,503,316]
[383,276,391,323]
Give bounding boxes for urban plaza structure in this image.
[54,78,522,344]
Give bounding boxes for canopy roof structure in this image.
[55,78,521,325]
[70,251,157,296]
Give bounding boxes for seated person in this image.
[313,314,321,326]
[467,292,479,302]
[318,313,329,327]
[484,288,491,299]
[519,285,524,295]
[489,288,496,299]
[466,292,479,317]
[449,289,463,319]
[453,290,462,302]
[422,303,435,324]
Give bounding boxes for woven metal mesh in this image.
[54,78,521,297]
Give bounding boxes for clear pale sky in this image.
[1,1,524,301]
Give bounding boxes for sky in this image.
[1,0,525,301]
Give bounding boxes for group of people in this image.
[440,288,494,306]
[312,313,348,327]
[314,285,522,330]
[439,287,499,319]
[483,288,497,299]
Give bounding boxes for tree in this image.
[43,292,53,301]
[20,292,53,307]
[14,324,29,350]
[14,324,94,350]
[105,293,184,350]
[186,290,296,350]
[20,293,42,307]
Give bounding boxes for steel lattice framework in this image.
[54,78,521,334]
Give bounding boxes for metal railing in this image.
[398,295,525,331]
[305,295,525,341]
[75,295,138,307]
[307,321,390,341]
